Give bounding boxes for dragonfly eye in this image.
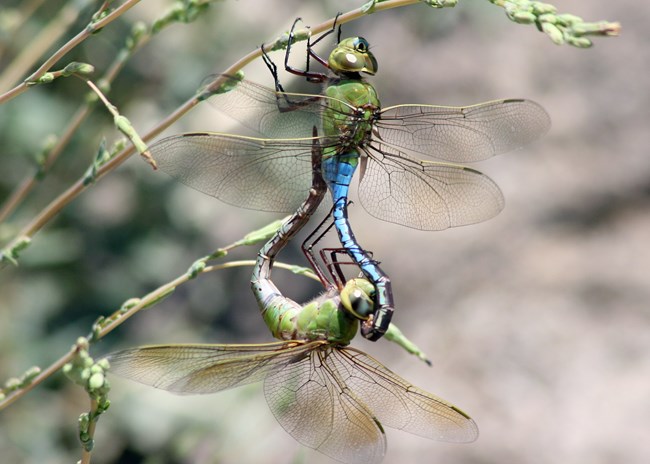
[353,38,369,53]
[341,278,375,320]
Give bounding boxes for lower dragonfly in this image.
[107,131,478,464]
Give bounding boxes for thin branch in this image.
[0,107,85,224]
[0,0,141,105]
[0,0,88,92]
[0,344,83,410]
[0,23,153,224]
[79,398,98,464]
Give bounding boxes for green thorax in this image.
[323,78,380,153]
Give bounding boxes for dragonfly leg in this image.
[301,209,341,289]
[321,247,351,288]
[260,40,325,113]
[304,12,343,69]
[300,205,366,291]
[284,13,341,83]
[260,44,287,94]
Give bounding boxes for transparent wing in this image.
[335,347,479,443]
[377,99,550,163]
[107,341,318,394]
[149,132,328,212]
[264,346,386,464]
[358,143,504,230]
[206,75,332,139]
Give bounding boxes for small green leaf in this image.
[62,62,95,76]
[532,2,557,15]
[1,236,32,266]
[541,22,564,44]
[20,366,41,385]
[510,12,536,24]
[4,378,20,391]
[423,0,458,8]
[141,287,175,309]
[88,372,105,390]
[34,73,54,84]
[239,218,287,246]
[566,35,592,48]
[188,259,206,279]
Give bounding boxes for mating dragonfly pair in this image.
[108,18,549,464]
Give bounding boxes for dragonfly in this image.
[148,26,550,341]
[107,133,478,464]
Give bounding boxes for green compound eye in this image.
[341,278,375,320]
[354,38,369,52]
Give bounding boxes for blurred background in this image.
[0,1,647,463]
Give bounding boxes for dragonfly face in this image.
[328,37,378,75]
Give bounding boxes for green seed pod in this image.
[542,22,565,45]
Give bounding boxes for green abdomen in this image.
[262,292,358,344]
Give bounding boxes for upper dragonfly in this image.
[148,30,550,341]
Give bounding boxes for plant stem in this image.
[0,0,88,92]
[0,23,153,225]
[0,106,87,223]
[0,0,141,105]
[79,398,98,464]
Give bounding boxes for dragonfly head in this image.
[340,278,376,320]
[328,37,378,76]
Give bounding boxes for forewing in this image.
[206,75,328,139]
[150,132,321,212]
[377,99,550,162]
[264,346,386,464]
[335,347,479,443]
[107,341,316,394]
[358,144,504,230]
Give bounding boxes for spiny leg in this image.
[282,14,344,83]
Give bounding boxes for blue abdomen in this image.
[322,151,359,202]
